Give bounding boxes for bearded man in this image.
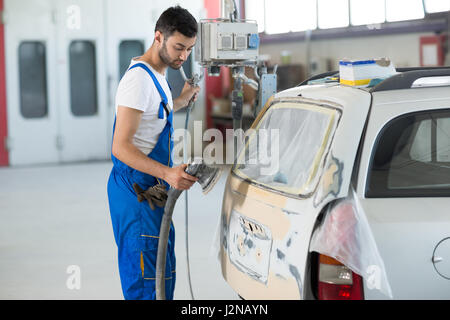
[107,6,200,300]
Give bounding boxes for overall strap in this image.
[127,62,174,186]
[128,63,171,119]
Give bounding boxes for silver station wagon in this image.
[218,66,450,300]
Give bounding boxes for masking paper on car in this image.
[309,188,394,299]
[233,102,339,196]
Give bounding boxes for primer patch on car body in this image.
[313,153,344,207]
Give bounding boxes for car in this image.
[218,64,450,300]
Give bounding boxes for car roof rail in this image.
[297,67,450,91]
[370,67,450,92]
[297,71,339,86]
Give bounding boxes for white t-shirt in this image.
[115,58,173,155]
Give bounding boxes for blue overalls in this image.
[107,63,175,300]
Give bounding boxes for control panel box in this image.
[195,20,259,66]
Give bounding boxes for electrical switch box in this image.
[195,19,259,66]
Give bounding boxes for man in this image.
[107,6,200,300]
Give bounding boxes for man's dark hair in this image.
[155,6,198,38]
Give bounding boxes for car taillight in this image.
[317,254,364,300]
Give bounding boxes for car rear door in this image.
[356,87,450,299]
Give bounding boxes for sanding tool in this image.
[156,158,223,300]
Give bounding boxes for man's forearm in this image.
[112,141,168,180]
[173,97,188,112]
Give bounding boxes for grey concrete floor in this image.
[0,161,238,300]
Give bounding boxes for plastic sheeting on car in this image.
[234,102,339,196]
[309,188,394,299]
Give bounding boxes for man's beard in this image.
[159,41,183,69]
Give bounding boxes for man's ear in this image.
[154,30,164,46]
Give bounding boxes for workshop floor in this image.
[0,161,238,300]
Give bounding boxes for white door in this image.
[4,0,60,165]
[54,0,109,162]
[104,0,157,143]
[356,88,450,299]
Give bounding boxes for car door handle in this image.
[432,256,443,263]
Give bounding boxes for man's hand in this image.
[173,82,201,112]
[163,164,198,190]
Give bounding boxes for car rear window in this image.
[366,109,450,197]
[233,101,340,196]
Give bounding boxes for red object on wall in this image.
[419,35,446,67]
[0,0,9,166]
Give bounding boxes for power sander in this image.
[155,157,223,300]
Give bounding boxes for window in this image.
[409,119,432,162]
[119,40,144,79]
[246,0,443,35]
[350,0,385,26]
[69,40,98,116]
[233,101,340,196]
[18,41,48,119]
[245,0,265,33]
[265,0,317,34]
[366,110,450,197]
[318,0,349,29]
[386,0,424,22]
[424,0,450,13]
[437,118,450,162]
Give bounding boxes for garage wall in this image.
[260,31,435,71]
